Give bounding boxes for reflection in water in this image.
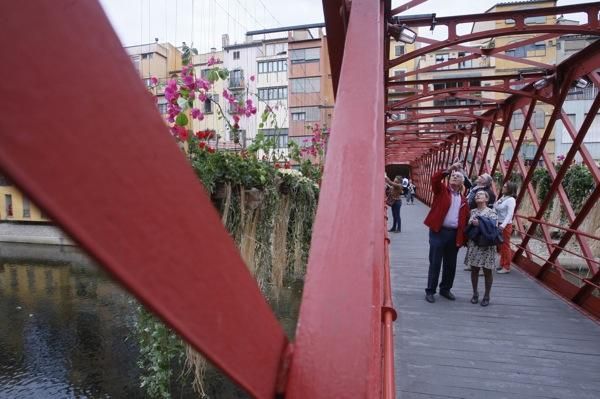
[0,255,144,398]
[0,243,303,398]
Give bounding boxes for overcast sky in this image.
[99,0,592,51]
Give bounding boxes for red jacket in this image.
[423,170,469,246]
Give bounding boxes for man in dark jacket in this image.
[423,162,470,303]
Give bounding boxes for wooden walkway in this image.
[389,200,600,399]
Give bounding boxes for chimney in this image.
[222,34,229,48]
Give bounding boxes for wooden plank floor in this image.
[389,200,600,399]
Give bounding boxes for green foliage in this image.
[532,167,551,202]
[562,164,595,212]
[175,113,188,126]
[136,308,185,399]
[247,131,280,161]
[191,151,276,193]
[181,42,198,66]
[136,151,319,398]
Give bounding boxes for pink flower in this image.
[207,56,220,66]
[150,76,158,85]
[196,78,210,91]
[250,75,255,82]
[191,108,204,120]
[233,115,240,123]
[182,74,195,89]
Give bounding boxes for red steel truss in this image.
[390,1,600,320]
[2,0,600,398]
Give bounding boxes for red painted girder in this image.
[499,127,539,263]
[527,94,600,276]
[513,71,574,268]
[286,0,386,397]
[504,99,537,183]
[388,87,541,110]
[522,111,596,276]
[388,95,503,109]
[405,36,553,75]
[399,2,599,27]
[388,72,545,85]
[0,2,287,398]
[560,111,600,185]
[390,24,597,68]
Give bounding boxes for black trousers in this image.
[390,200,401,231]
[426,227,459,294]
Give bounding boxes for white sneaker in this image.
[497,268,510,274]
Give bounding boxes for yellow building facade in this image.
[0,181,48,222]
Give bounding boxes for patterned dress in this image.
[465,207,498,269]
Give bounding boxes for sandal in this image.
[480,297,490,307]
[470,294,479,304]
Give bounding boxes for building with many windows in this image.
[287,26,334,150]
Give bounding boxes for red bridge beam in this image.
[287,0,390,397]
[0,1,288,398]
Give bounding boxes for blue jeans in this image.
[426,228,459,294]
[391,200,401,231]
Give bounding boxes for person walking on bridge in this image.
[424,163,469,303]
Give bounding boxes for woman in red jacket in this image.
[424,163,469,303]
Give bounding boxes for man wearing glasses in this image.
[423,162,469,303]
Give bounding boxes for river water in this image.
[0,242,302,398]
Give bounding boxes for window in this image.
[204,94,218,113]
[505,46,526,58]
[262,129,289,148]
[258,86,287,100]
[4,194,12,217]
[506,42,546,58]
[288,135,313,148]
[290,47,320,64]
[534,110,545,129]
[393,69,406,81]
[290,77,320,93]
[229,69,244,88]
[291,106,320,122]
[22,197,30,218]
[157,101,167,115]
[510,111,524,130]
[258,59,287,74]
[435,53,450,70]
[395,45,405,56]
[291,111,305,121]
[201,69,211,80]
[458,52,472,69]
[233,51,240,60]
[0,174,10,186]
[525,16,546,24]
